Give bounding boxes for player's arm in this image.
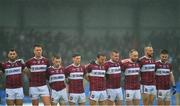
[0,63,4,77]
[84,64,90,81]
[170,71,176,86]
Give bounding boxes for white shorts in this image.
[125,90,141,101]
[141,85,156,95]
[69,93,86,103]
[107,88,123,101]
[90,90,108,102]
[157,89,171,101]
[29,85,50,100]
[51,88,68,104]
[6,87,24,100]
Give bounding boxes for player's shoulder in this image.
[139,56,146,61]
[65,64,73,69]
[16,59,25,64]
[121,58,130,64]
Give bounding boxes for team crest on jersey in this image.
[91,95,94,98]
[108,95,111,99]
[159,92,162,96]
[70,96,73,100]
[126,93,129,97]
[145,88,148,92]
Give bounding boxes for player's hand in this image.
[171,86,176,95]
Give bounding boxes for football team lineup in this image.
[0,44,177,106]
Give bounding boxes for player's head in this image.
[144,45,153,58]
[33,44,43,58]
[96,53,106,65]
[160,49,169,63]
[129,49,139,62]
[72,53,81,66]
[52,55,62,68]
[8,49,17,61]
[110,50,120,62]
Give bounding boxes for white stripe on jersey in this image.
[140,64,155,72]
[5,67,22,75]
[107,67,121,74]
[49,74,65,83]
[89,70,106,77]
[156,68,170,76]
[30,65,47,72]
[125,67,140,76]
[69,72,84,80]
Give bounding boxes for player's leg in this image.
[133,99,140,105]
[32,99,39,106]
[40,85,51,106]
[51,89,59,106]
[15,99,23,106]
[99,100,107,105]
[148,94,155,105]
[15,87,24,106]
[6,100,15,106]
[69,93,77,106]
[148,86,156,105]
[89,99,97,106]
[106,89,115,105]
[29,87,39,106]
[99,90,107,105]
[78,93,86,106]
[141,85,149,106]
[133,89,141,105]
[89,91,98,106]
[59,88,69,106]
[157,98,163,105]
[141,93,149,105]
[164,100,170,106]
[115,88,123,106]
[125,90,133,105]
[6,88,15,106]
[41,96,51,106]
[164,90,171,106]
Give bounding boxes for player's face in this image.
[52,58,61,68]
[111,52,119,62]
[8,51,17,61]
[73,56,81,66]
[130,51,139,62]
[34,47,42,57]
[145,47,153,58]
[160,54,168,63]
[97,56,106,65]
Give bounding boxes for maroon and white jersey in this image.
[104,60,122,89]
[47,66,66,91]
[155,60,172,90]
[139,56,156,85]
[1,59,25,88]
[86,61,106,91]
[122,59,140,90]
[26,57,49,87]
[65,64,86,93]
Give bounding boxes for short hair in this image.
[33,44,43,49]
[144,44,153,51]
[8,48,17,52]
[72,53,80,58]
[111,50,119,54]
[52,55,61,59]
[160,49,168,54]
[129,49,137,54]
[97,52,106,58]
